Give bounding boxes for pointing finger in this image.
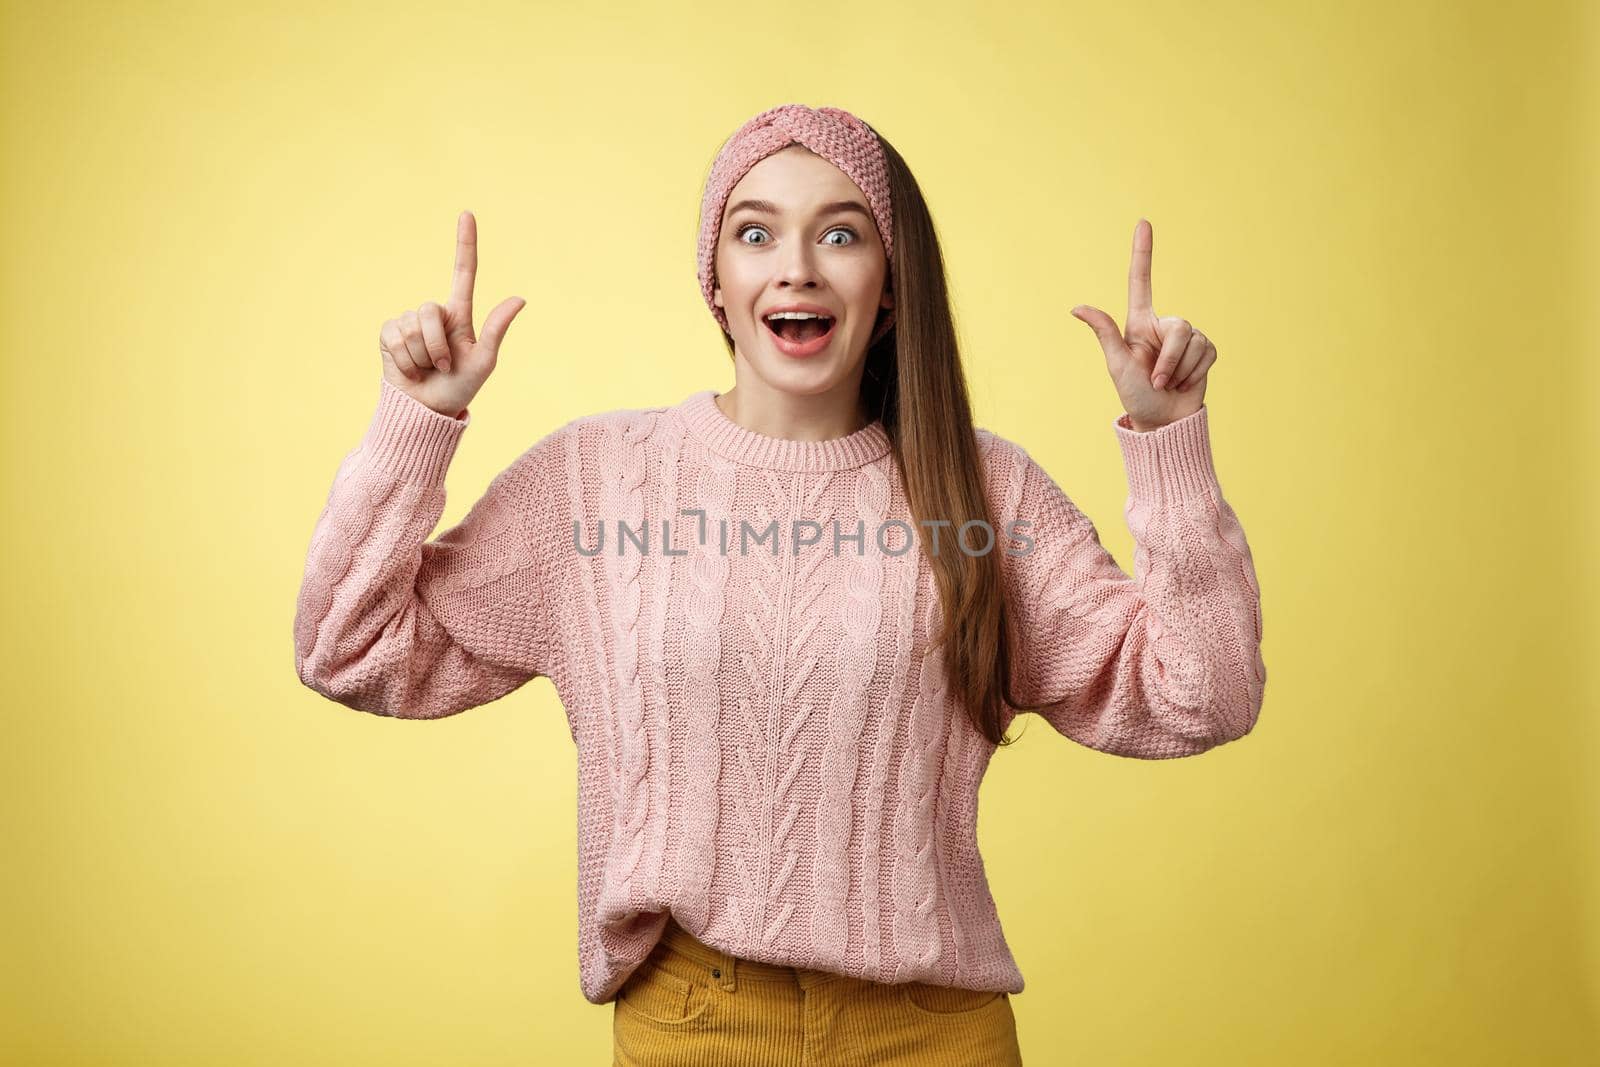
[450,210,477,311]
[1127,218,1153,320]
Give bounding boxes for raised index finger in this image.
[1127,217,1153,318]
[450,210,477,309]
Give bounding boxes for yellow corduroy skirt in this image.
[612,915,1024,1066]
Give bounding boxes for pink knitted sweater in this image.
[293,380,1266,1004]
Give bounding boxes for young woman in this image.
[293,103,1265,1066]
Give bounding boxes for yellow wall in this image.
[3,1,1594,1062]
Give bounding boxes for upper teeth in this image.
[767,311,826,320]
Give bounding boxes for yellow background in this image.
[4,1,1595,1063]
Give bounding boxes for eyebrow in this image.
[725,198,873,222]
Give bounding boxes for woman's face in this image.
[714,145,893,399]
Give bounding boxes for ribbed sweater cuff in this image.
[1112,404,1218,504]
[359,378,471,485]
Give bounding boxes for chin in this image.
[750,351,860,397]
[741,327,864,393]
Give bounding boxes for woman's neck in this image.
[713,380,874,443]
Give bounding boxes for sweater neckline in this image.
[676,390,893,472]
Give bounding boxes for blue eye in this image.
[734,224,858,246]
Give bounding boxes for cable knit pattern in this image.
[893,585,949,979]
[641,418,684,901]
[998,407,1268,757]
[293,381,1266,1005]
[595,412,655,932]
[862,528,924,977]
[809,463,889,967]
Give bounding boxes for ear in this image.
[880,284,893,311]
[714,285,723,309]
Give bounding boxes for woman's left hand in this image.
[1070,219,1216,432]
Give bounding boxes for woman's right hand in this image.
[379,211,526,419]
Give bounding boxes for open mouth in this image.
[763,311,836,345]
[762,310,837,358]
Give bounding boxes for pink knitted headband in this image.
[696,103,896,345]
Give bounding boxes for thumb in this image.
[1070,305,1129,359]
[478,296,527,359]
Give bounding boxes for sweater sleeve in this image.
[1002,404,1266,758]
[292,378,565,719]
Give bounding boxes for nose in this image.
[775,240,822,290]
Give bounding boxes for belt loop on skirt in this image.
[660,913,739,993]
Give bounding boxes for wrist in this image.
[1124,415,1170,433]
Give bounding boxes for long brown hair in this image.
[713,125,1024,747]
